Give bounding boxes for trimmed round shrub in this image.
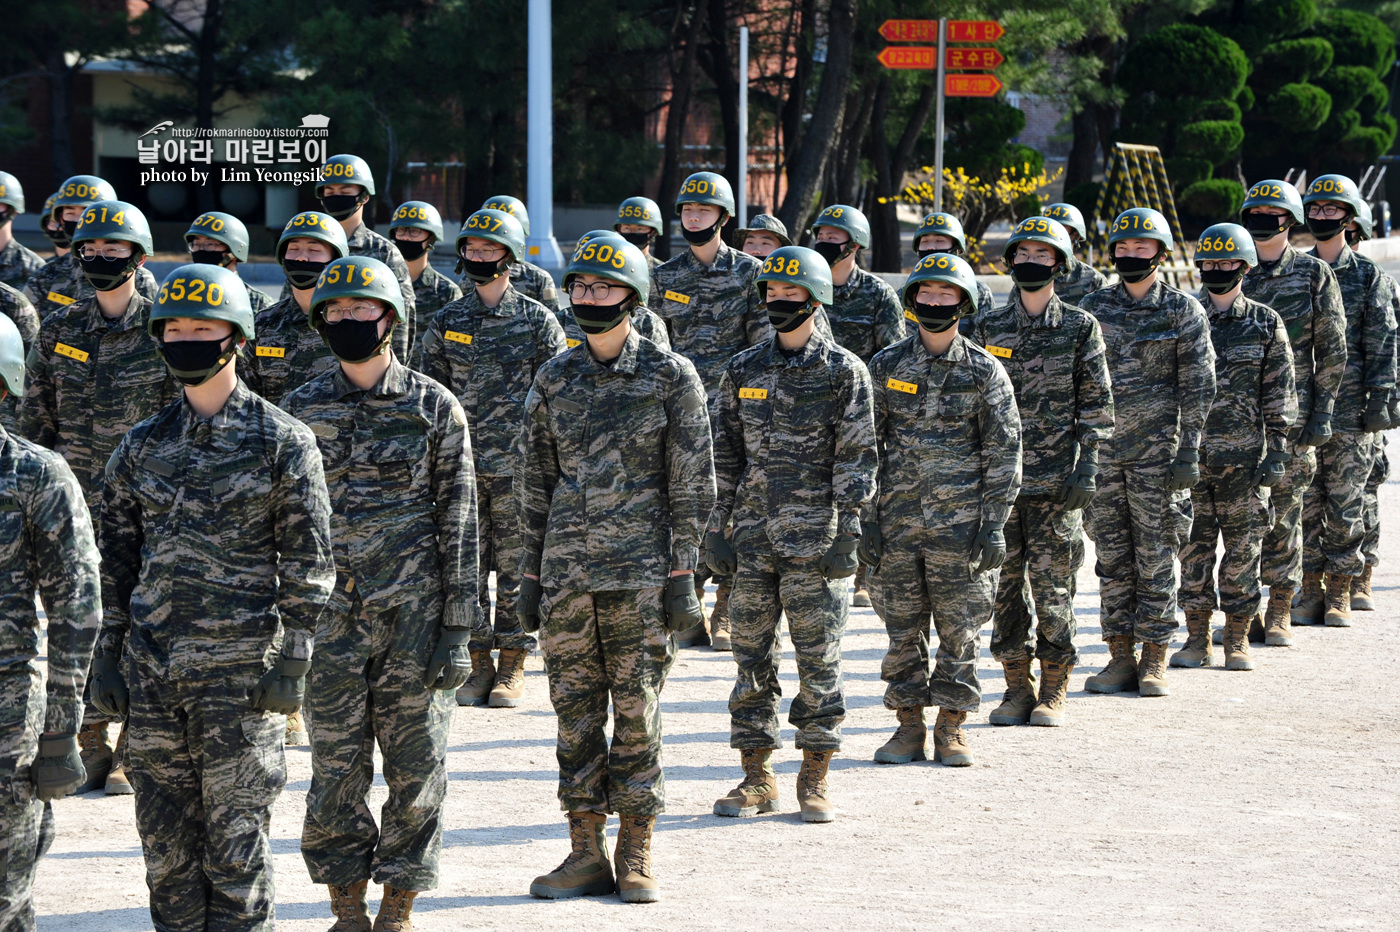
[1118,25,1250,101]
[1267,83,1332,131]
[1312,9,1395,74]
[1315,65,1377,115]
[1177,120,1246,164]
[1179,179,1247,224]
[1253,38,1334,92]
[1166,157,1213,189]
[1193,98,1243,123]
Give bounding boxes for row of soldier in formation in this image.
[0,155,1392,928]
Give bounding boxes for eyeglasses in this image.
[461,245,505,259]
[394,229,430,241]
[567,280,623,302]
[77,244,134,260]
[1307,205,1348,219]
[187,242,227,253]
[1198,260,1243,271]
[321,303,386,323]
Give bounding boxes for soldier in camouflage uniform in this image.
[315,154,416,324]
[0,172,43,290]
[561,231,670,351]
[1042,202,1108,305]
[1079,208,1216,699]
[975,217,1112,728]
[912,212,995,332]
[19,193,70,318]
[0,283,37,430]
[416,209,567,709]
[389,200,462,356]
[246,212,350,406]
[479,195,561,314]
[1238,180,1347,641]
[1174,224,1296,674]
[518,236,713,904]
[707,246,875,820]
[0,312,102,929]
[183,211,273,314]
[863,253,1019,766]
[734,214,791,260]
[614,196,666,271]
[21,201,176,794]
[1293,175,1397,628]
[90,262,335,932]
[282,257,475,932]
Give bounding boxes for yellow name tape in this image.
[46,292,77,307]
[445,331,473,345]
[664,290,691,305]
[887,378,918,395]
[566,338,581,348]
[255,346,285,358]
[739,387,768,400]
[54,343,89,363]
[985,345,1012,358]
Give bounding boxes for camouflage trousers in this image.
[1085,457,1193,645]
[473,473,533,652]
[1302,431,1374,577]
[1260,438,1318,591]
[125,653,286,932]
[991,497,1083,667]
[871,520,990,713]
[0,793,53,932]
[1363,435,1388,566]
[1179,463,1274,618]
[302,591,454,890]
[539,587,674,815]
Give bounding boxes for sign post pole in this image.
[934,17,947,212]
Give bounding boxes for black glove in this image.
[250,653,312,714]
[1062,446,1099,511]
[424,627,471,690]
[517,576,543,634]
[970,523,1006,573]
[857,523,882,570]
[31,734,85,801]
[1365,394,1391,433]
[663,574,705,632]
[818,534,860,580]
[1300,409,1333,448]
[703,530,737,577]
[1166,448,1200,492]
[1255,447,1290,488]
[89,652,128,719]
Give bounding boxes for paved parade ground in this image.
[34,433,1400,930]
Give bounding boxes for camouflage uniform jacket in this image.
[561,306,671,352]
[20,292,177,510]
[1054,254,1108,306]
[0,424,101,738]
[0,238,43,291]
[651,243,768,395]
[518,325,715,589]
[0,283,38,430]
[956,280,998,337]
[1312,245,1396,432]
[829,266,907,363]
[415,286,567,477]
[711,331,878,557]
[344,224,412,360]
[411,264,463,352]
[1079,280,1216,462]
[508,260,561,315]
[867,333,1022,532]
[246,283,274,316]
[973,292,1114,498]
[282,357,479,627]
[1241,243,1346,433]
[246,294,337,405]
[23,253,158,320]
[98,380,335,675]
[1199,293,1297,465]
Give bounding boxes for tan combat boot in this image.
[372,886,416,932]
[327,880,371,932]
[713,748,780,816]
[614,815,659,903]
[1264,586,1295,646]
[1351,564,1375,611]
[932,708,973,766]
[488,648,527,707]
[1084,635,1138,694]
[1324,573,1354,627]
[852,564,872,607]
[73,722,113,795]
[796,749,835,822]
[1292,572,1327,625]
[456,649,495,707]
[988,653,1037,725]
[1171,610,1213,668]
[1030,660,1073,727]
[1137,641,1170,697]
[709,584,732,652]
[1223,613,1256,671]
[873,707,927,763]
[529,811,615,899]
[105,723,133,796]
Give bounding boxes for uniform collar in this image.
[921,331,969,363]
[345,222,369,247]
[760,328,830,369]
[1013,290,1063,328]
[1254,242,1298,278]
[1208,293,1251,320]
[1111,279,1165,309]
[330,354,410,399]
[82,292,148,334]
[679,240,739,273]
[466,285,520,318]
[178,379,253,450]
[833,266,867,297]
[584,324,642,375]
[1316,242,1356,272]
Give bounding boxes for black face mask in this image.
[43,223,71,249]
[1200,267,1247,295]
[319,194,363,221]
[79,254,138,291]
[283,258,329,290]
[572,297,633,335]
[392,236,431,261]
[619,230,654,250]
[0,208,11,228]
[461,256,509,284]
[62,219,80,239]
[1113,254,1157,284]
[158,335,235,386]
[1243,211,1290,240]
[682,219,722,246]
[190,249,233,268]
[767,298,816,333]
[1305,216,1346,241]
[1011,261,1058,290]
[812,241,852,267]
[321,316,390,364]
[912,301,963,333]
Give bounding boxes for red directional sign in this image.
[877,46,938,70]
[946,47,1004,70]
[945,74,1004,97]
[878,19,939,43]
[946,20,1005,42]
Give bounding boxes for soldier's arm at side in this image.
[5,289,38,353]
[413,314,450,387]
[977,360,1022,528]
[708,366,744,533]
[1262,313,1298,451]
[831,357,878,536]
[18,333,57,448]
[269,428,336,659]
[1362,268,1398,398]
[1074,314,1115,450]
[432,394,479,629]
[536,305,569,361]
[1175,299,1217,452]
[875,283,906,352]
[864,353,892,529]
[744,272,773,347]
[97,440,142,659]
[517,375,559,579]
[1310,264,1347,417]
[663,360,715,570]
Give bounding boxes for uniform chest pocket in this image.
[548,394,589,452]
[739,394,772,430]
[886,379,922,420]
[0,496,24,566]
[1133,328,1178,359]
[614,393,668,437]
[1223,341,1264,365]
[133,459,180,516]
[369,427,430,491]
[938,391,978,421]
[208,455,267,503]
[793,390,839,428]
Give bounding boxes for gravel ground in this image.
[36,437,1400,932]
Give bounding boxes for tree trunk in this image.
[1064,106,1099,193]
[656,1,702,261]
[44,48,75,187]
[194,0,222,212]
[867,76,898,271]
[776,0,815,201]
[833,81,876,206]
[702,0,739,198]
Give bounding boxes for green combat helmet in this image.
[309,256,405,325]
[811,204,872,249]
[614,196,664,236]
[1004,216,1073,291]
[756,245,834,304]
[564,236,650,334]
[1241,179,1304,240]
[185,211,251,264]
[1042,203,1088,242]
[1350,201,1375,245]
[676,172,735,216]
[0,171,24,216]
[1303,174,1363,242]
[52,175,119,238]
[149,264,253,385]
[902,251,977,311]
[277,211,349,289]
[457,209,526,284]
[0,312,24,399]
[73,200,153,291]
[734,214,792,251]
[482,195,530,236]
[914,212,967,256]
[1195,222,1256,295]
[40,192,68,248]
[388,201,445,243]
[316,154,376,197]
[1107,207,1173,251]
